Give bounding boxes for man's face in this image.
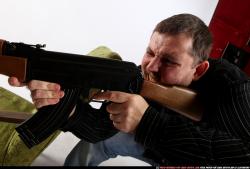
[141,32,198,87]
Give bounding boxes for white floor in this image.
[31,132,151,166]
[31,132,80,166]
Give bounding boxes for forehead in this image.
[149,32,193,59]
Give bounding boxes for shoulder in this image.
[207,58,249,83]
[192,58,249,91]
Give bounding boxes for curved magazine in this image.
[15,88,81,148]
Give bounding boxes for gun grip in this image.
[15,88,81,148]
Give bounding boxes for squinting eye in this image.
[162,59,171,64]
[162,59,177,66]
[146,51,154,57]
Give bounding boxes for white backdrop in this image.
[0,0,218,100]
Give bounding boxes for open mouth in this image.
[143,73,158,83]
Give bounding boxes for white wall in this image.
[0,0,218,100]
[0,0,218,95]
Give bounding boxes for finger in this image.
[112,121,133,133]
[8,77,26,87]
[27,80,61,91]
[33,98,60,109]
[109,114,123,123]
[112,121,123,131]
[93,91,131,103]
[31,89,64,100]
[106,102,123,115]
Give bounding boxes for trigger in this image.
[80,88,103,103]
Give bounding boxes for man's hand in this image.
[93,91,149,133]
[8,77,64,108]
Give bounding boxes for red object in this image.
[209,0,250,75]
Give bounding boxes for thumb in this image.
[8,77,26,87]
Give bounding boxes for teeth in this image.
[149,76,157,83]
[143,73,149,80]
[143,72,158,83]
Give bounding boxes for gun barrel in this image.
[0,39,143,93]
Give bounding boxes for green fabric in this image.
[0,87,36,113]
[0,87,60,166]
[0,46,121,166]
[87,46,122,60]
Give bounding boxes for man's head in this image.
[141,13,212,87]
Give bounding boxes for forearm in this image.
[135,106,206,164]
[135,106,250,165]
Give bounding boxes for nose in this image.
[147,56,161,72]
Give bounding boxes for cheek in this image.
[162,68,195,86]
[159,68,180,85]
[141,56,150,70]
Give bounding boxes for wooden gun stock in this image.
[0,55,27,81]
[141,80,202,121]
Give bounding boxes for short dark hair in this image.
[153,13,212,63]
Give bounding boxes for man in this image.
[9,13,250,165]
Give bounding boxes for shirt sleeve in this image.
[135,80,250,165]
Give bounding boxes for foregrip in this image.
[15,88,81,148]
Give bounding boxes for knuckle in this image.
[109,114,113,120]
[48,98,59,105]
[34,100,42,108]
[131,94,140,102]
[107,91,118,101]
[31,90,40,99]
[27,81,34,90]
[28,80,40,90]
[51,91,59,98]
[108,92,115,100]
[34,98,58,108]
[127,95,136,104]
[106,105,112,112]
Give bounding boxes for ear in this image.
[193,60,209,81]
